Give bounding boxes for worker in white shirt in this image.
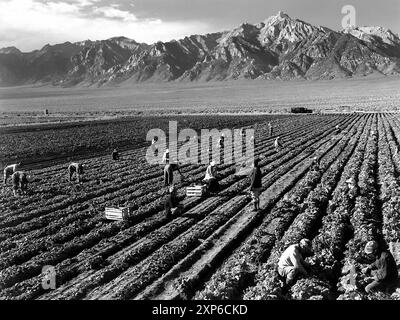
[278,238,314,285]
[3,162,21,185]
[203,161,219,193]
[274,136,283,152]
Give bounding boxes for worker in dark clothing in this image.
[362,240,399,294]
[219,134,225,148]
[249,158,262,211]
[112,149,119,161]
[68,162,84,183]
[164,163,185,187]
[11,171,28,197]
[164,185,182,219]
[218,134,225,164]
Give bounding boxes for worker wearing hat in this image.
[204,161,219,194]
[362,240,398,294]
[310,156,320,172]
[278,238,314,285]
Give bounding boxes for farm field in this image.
[0,114,290,169]
[1,113,400,300]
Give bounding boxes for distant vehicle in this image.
[290,107,313,114]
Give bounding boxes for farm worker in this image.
[346,177,356,192]
[268,122,273,137]
[164,163,185,187]
[278,238,314,285]
[112,149,119,161]
[3,162,21,185]
[335,124,340,134]
[164,185,182,219]
[162,148,170,164]
[68,162,84,182]
[310,156,320,172]
[274,137,283,152]
[362,241,398,294]
[11,171,28,197]
[151,137,159,156]
[218,133,225,148]
[204,161,219,193]
[249,158,262,211]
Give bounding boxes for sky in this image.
[0,0,399,52]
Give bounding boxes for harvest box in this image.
[105,207,133,221]
[186,185,207,197]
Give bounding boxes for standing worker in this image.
[278,239,314,285]
[68,162,84,183]
[11,171,29,197]
[218,133,225,148]
[218,133,225,164]
[362,241,398,294]
[3,162,21,185]
[112,149,119,161]
[152,137,159,156]
[162,148,170,164]
[274,136,283,152]
[268,122,273,137]
[249,158,262,211]
[204,161,219,194]
[164,162,185,187]
[162,148,185,186]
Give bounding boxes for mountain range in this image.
[1,11,400,87]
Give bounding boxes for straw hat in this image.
[365,241,378,254]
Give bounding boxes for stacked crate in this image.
[186,185,207,197]
[105,207,132,221]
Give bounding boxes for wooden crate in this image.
[186,185,207,197]
[105,207,132,221]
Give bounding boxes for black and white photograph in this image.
[0,0,400,312]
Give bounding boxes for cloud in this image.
[94,5,138,21]
[0,0,212,51]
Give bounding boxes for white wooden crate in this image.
[105,207,132,221]
[186,185,207,197]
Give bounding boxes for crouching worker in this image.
[68,162,84,183]
[112,149,119,161]
[310,156,320,172]
[165,185,182,219]
[249,158,262,211]
[12,171,28,197]
[362,241,398,294]
[278,238,314,285]
[3,162,21,185]
[204,161,219,194]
